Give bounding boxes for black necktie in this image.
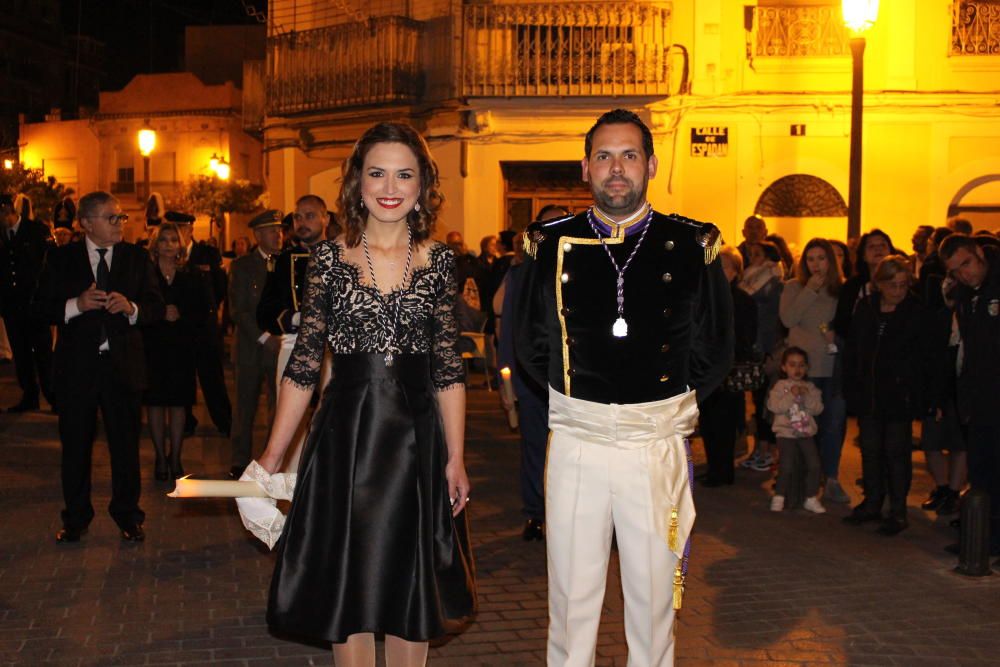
[96,248,110,346]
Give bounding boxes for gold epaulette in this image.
[523,228,546,259]
[697,224,722,265]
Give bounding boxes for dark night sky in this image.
[59,0,265,91]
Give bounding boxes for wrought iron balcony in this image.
[952,0,1000,55]
[266,16,422,116]
[753,4,851,57]
[461,2,673,97]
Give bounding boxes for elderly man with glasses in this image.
[32,191,165,543]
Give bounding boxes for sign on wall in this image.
[691,127,728,157]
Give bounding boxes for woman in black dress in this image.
[142,222,199,479]
[256,122,475,666]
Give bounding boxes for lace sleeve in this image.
[429,244,465,391]
[282,242,331,390]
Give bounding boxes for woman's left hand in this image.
[446,457,471,517]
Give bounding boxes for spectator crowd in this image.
[0,187,998,569]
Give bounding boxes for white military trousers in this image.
[545,387,699,667]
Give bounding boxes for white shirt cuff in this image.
[128,303,139,325]
[291,312,301,327]
[258,332,270,345]
[65,298,81,323]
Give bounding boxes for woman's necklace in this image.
[362,225,414,367]
[585,205,654,338]
[159,260,176,284]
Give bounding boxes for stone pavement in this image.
[1,363,999,666]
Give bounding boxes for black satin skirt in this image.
[267,353,476,643]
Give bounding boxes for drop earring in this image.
[359,197,365,208]
[414,202,421,212]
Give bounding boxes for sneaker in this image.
[824,478,851,504]
[770,495,785,512]
[750,453,775,472]
[740,453,762,469]
[803,497,827,514]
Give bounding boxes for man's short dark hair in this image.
[584,109,654,159]
[535,204,570,221]
[296,194,327,210]
[950,218,973,235]
[78,191,117,221]
[931,226,952,247]
[938,233,979,261]
[498,230,516,253]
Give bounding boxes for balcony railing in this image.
[462,2,672,97]
[952,0,1000,55]
[754,4,851,57]
[243,60,265,133]
[266,16,422,116]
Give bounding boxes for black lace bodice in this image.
[283,240,465,391]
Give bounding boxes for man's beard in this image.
[295,227,322,245]
[591,176,646,216]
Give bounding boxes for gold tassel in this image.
[523,230,537,259]
[672,564,685,610]
[668,507,679,552]
[704,234,721,265]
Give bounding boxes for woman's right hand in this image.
[257,448,282,474]
[164,304,180,322]
[806,272,825,292]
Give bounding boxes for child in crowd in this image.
[767,347,826,513]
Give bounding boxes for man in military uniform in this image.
[0,193,55,412]
[229,210,283,478]
[171,211,233,437]
[256,195,327,470]
[515,109,733,667]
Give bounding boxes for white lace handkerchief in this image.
[236,461,297,550]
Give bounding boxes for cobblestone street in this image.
[1,365,998,666]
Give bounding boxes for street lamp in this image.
[137,122,156,201]
[214,157,231,181]
[842,0,879,239]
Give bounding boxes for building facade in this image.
[18,72,263,243]
[253,0,1000,252]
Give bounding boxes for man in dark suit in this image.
[32,191,165,543]
[0,193,56,412]
[172,212,232,437]
[229,209,282,478]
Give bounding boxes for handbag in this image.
[724,358,766,392]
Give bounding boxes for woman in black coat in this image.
[842,255,928,535]
[142,223,209,480]
[699,246,758,486]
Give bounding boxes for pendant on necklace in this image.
[385,351,394,367]
[612,317,628,338]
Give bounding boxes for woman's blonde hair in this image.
[149,222,185,264]
[796,238,843,297]
[872,254,912,284]
[719,245,743,281]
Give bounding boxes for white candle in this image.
[168,477,271,499]
[499,367,519,430]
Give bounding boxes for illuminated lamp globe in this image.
[842,0,879,33]
[138,128,157,157]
